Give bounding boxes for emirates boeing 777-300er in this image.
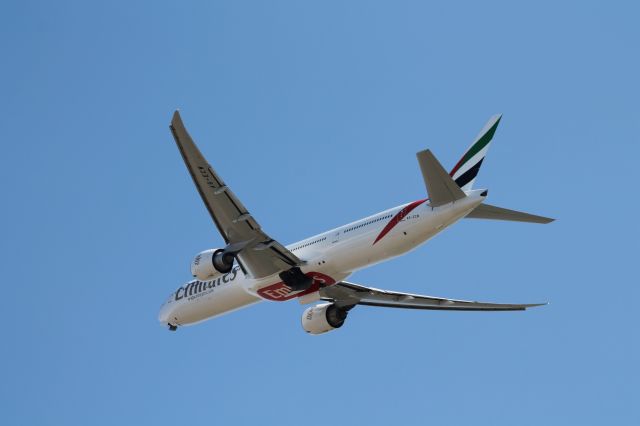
[159,111,553,334]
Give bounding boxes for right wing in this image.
[169,110,303,278]
[320,281,545,311]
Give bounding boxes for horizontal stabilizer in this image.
[466,203,554,224]
[416,150,466,207]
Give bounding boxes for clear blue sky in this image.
[1,1,638,424]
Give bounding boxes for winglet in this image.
[416,150,466,207]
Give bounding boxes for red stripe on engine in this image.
[372,199,427,245]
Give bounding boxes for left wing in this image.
[320,281,545,311]
[169,110,303,278]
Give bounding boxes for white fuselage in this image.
[158,191,486,327]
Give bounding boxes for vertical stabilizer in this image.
[450,114,502,191]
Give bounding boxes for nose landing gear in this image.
[168,324,178,331]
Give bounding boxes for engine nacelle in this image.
[301,303,349,335]
[191,248,235,280]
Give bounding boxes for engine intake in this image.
[301,303,350,335]
[212,249,235,274]
[191,248,235,280]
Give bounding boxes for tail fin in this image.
[450,114,502,191]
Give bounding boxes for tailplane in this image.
[450,114,502,191]
[467,203,554,224]
[416,150,466,207]
[416,115,554,224]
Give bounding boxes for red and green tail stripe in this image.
[449,114,501,190]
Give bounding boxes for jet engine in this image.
[191,248,235,279]
[301,303,350,335]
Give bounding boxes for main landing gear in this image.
[279,267,313,291]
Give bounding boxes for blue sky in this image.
[1,1,638,424]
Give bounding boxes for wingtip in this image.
[525,302,548,309]
[170,110,183,128]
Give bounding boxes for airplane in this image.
[158,111,553,334]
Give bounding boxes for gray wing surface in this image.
[466,203,554,224]
[170,110,302,278]
[320,281,545,311]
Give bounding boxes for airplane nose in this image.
[158,303,179,331]
[158,303,172,324]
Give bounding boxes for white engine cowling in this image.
[191,248,234,280]
[301,303,348,335]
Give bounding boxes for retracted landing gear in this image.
[168,324,178,331]
[279,267,313,291]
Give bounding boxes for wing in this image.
[320,281,545,311]
[169,110,303,278]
